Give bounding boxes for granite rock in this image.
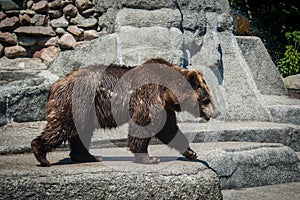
[0,16,19,31]
[14,26,56,36]
[63,4,78,17]
[4,46,27,58]
[0,32,17,45]
[50,16,69,28]
[31,0,49,13]
[83,29,98,40]
[58,33,76,49]
[40,46,61,64]
[70,13,98,28]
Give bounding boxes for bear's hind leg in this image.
[31,137,51,167]
[127,135,159,164]
[31,126,69,167]
[69,134,102,163]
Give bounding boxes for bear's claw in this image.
[182,148,198,160]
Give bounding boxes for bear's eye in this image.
[203,99,211,105]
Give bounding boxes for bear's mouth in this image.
[200,103,219,121]
[200,111,211,121]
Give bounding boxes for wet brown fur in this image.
[31,58,215,166]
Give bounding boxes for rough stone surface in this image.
[70,13,98,28]
[4,46,27,58]
[50,16,69,28]
[63,4,78,17]
[264,95,300,125]
[94,0,175,12]
[14,26,56,36]
[75,0,93,11]
[58,33,76,49]
[50,26,183,76]
[48,0,63,10]
[39,46,61,64]
[31,14,47,26]
[19,13,31,25]
[31,0,49,13]
[115,8,181,30]
[284,74,300,89]
[191,30,273,122]
[204,142,300,189]
[0,145,222,199]
[55,27,66,35]
[67,25,82,36]
[0,16,19,31]
[48,9,63,19]
[236,36,288,96]
[2,79,49,123]
[0,57,50,125]
[44,36,59,47]
[83,29,98,40]
[222,182,300,200]
[0,32,17,45]
[0,11,6,20]
[0,124,299,192]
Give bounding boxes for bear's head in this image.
[142,58,218,121]
[184,70,218,121]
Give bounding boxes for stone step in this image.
[0,144,222,200]
[0,142,299,199]
[222,182,300,200]
[1,121,300,155]
[263,95,300,125]
[91,121,300,151]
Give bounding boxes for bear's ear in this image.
[186,70,200,89]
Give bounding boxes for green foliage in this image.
[279,31,300,77]
[229,0,300,65]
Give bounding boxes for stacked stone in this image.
[0,0,100,63]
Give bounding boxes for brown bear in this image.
[31,58,217,167]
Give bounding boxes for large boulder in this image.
[0,58,57,125]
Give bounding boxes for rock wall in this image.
[0,0,101,63]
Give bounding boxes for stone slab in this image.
[222,182,300,200]
[1,121,300,155]
[263,95,300,125]
[0,141,299,197]
[115,8,181,30]
[14,26,56,36]
[236,36,287,96]
[0,146,222,200]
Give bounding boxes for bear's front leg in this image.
[127,135,160,164]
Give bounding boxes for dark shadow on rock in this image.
[48,156,193,166]
[51,158,77,166]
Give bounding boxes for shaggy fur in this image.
[31,58,217,166]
